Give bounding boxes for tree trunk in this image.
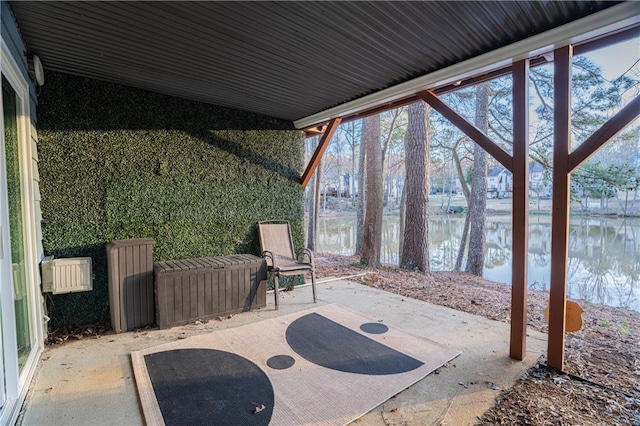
[381,108,402,174]
[452,142,470,270]
[465,83,489,276]
[446,186,452,212]
[306,172,316,249]
[399,181,407,261]
[351,131,357,208]
[305,137,317,248]
[452,139,470,201]
[455,213,470,270]
[380,109,403,209]
[400,102,430,273]
[336,142,342,201]
[317,158,326,213]
[307,161,322,250]
[361,114,383,267]
[355,133,367,255]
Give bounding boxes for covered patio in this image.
[0,1,638,424]
[19,279,546,425]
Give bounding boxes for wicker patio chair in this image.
[257,220,317,309]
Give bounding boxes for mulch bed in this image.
[314,252,640,425]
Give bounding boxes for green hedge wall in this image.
[38,72,305,328]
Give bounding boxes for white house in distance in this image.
[488,164,552,199]
[529,163,551,197]
[487,167,513,199]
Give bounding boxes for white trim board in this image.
[0,37,44,426]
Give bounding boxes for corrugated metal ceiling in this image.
[8,1,623,122]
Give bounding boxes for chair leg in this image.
[311,270,317,303]
[273,273,280,310]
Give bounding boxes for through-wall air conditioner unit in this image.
[41,256,94,294]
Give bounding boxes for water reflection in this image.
[317,215,640,312]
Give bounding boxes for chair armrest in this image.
[296,248,315,266]
[262,250,277,269]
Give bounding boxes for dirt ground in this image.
[314,252,640,426]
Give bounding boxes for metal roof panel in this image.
[9,1,622,121]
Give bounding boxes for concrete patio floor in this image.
[18,279,547,426]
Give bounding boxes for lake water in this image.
[317,215,640,312]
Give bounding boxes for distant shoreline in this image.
[313,195,640,218]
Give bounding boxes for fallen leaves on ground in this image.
[46,322,111,345]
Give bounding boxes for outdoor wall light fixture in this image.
[27,52,45,87]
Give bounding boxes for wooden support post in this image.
[510,59,529,361]
[300,117,342,187]
[417,90,513,171]
[548,45,572,371]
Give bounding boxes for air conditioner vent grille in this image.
[41,256,93,294]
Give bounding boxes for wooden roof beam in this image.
[568,95,640,172]
[417,89,513,171]
[304,124,328,138]
[300,117,341,187]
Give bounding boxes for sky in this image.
[583,37,640,81]
[580,37,639,129]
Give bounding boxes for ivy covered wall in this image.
[38,72,305,328]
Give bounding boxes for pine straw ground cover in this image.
[314,253,640,425]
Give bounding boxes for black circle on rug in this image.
[267,355,296,370]
[360,322,389,334]
[144,348,274,425]
[285,313,424,375]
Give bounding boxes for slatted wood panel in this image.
[154,254,267,329]
[107,238,156,333]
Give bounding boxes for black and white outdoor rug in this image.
[131,304,460,426]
